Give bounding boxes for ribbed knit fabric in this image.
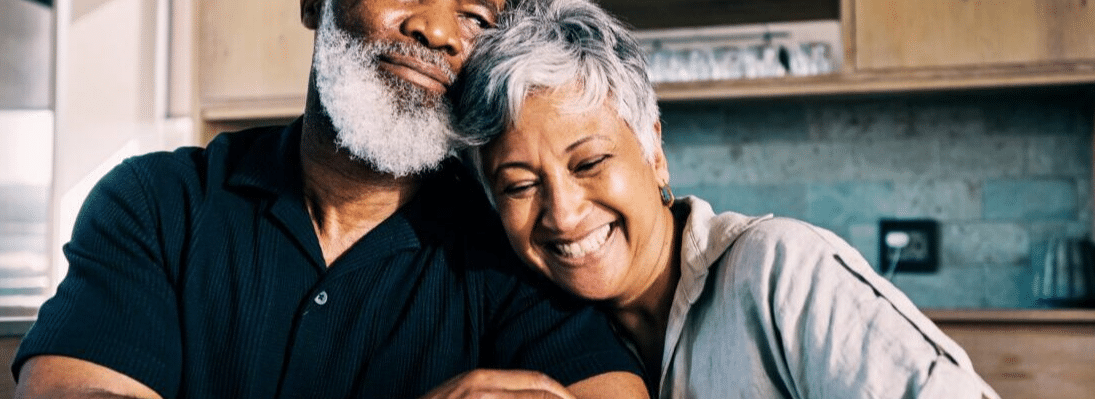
[12,119,641,397]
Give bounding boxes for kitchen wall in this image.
[0,0,52,109]
[0,0,54,320]
[661,91,1093,309]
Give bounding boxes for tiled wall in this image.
[661,92,1093,308]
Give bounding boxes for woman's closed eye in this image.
[573,155,611,175]
[500,180,537,198]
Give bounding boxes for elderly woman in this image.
[453,0,998,398]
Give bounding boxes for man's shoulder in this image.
[415,161,508,243]
[410,162,541,280]
[420,188,514,257]
[118,124,288,191]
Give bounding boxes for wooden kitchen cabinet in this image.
[853,0,1095,71]
[603,0,1095,101]
[926,309,1095,399]
[186,0,1095,142]
[192,0,313,142]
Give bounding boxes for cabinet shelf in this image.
[656,62,1095,102]
[200,95,305,121]
[198,64,1095,120]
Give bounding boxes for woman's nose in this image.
[400,3,464,56]
[539,181,588,234]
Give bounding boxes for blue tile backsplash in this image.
[661,93,1093,309]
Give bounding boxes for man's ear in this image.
[301,0,323,30]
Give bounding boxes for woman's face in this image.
[482,88,675,305]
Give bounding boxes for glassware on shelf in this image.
[647,47,672,83]
[788,43,814,76]
[687,47,715,81]
[809,42,834,74]
[711,46,744,80]
[759,44,787,78]
[643,37,836,83]
[741,45,763,79]
[787,42,835,76]
[666,48,692,82]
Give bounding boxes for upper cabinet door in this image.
[197,0,314,112]
[854,0,1095,70]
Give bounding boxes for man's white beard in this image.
[312,4,461,177]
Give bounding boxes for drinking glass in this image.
[759,44,787,78]
[788,43,814,76]
[809,42,834,74]
[742,45,764,79]
[687,47,714,81]
[711,46,744,80]
[648,48,672,83]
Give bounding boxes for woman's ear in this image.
[651,121,670,185]
[301,0,323,30]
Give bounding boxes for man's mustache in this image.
[367,40,456,83]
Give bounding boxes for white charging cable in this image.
[883,231,910,280]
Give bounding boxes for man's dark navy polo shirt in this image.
[13,119,641,398]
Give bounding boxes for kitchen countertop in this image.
[923,308,1095,323]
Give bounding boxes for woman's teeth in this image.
[554,224,612,258]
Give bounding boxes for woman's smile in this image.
[548,222,614,259]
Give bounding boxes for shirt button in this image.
[314,291,328,305]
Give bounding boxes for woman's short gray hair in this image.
[453,0,660,163]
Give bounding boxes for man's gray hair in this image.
[454,0,660,163]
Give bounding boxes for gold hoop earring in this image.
[659,185,674,206]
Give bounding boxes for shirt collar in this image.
[226,117,304,196]
[676,196,773,305]
[659,196,772,396]
[220,118,490,269]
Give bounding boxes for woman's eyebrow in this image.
[566,135,611,153]
[491,161,533,182]
[489,134,611,180]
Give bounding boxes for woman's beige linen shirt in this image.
[658,196,998,398]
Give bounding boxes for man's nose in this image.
[539,180,588,234]
[401,3,464,56]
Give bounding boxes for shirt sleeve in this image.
[482,264,644,387]
[736,218,996,398]
[12,157,184,397]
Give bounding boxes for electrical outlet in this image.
[879,219,939,273]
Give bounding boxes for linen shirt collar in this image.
[660,196,771,394]
[675,196,772,305]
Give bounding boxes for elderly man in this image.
[11,0,646,397]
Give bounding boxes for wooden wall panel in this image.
[0,336,20,397]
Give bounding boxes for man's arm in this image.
[15,355,161,398]
[12,158,187,397]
